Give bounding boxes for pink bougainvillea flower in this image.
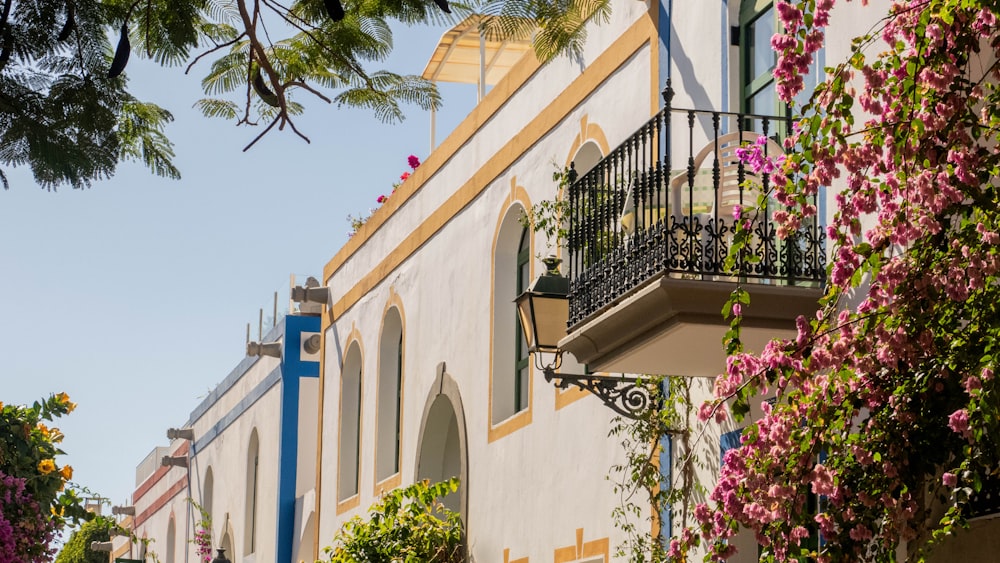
[400,171,410,181]
[408,155,421,169]
[942,472,957,487]
[948,409,971,437]
[377,195,388,204]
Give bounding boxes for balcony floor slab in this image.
[560,276,822,378]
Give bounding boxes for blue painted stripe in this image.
[191,366,282,453]
[185,320,286,427]
[275,315,320,563]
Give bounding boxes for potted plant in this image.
[520,166,574,274]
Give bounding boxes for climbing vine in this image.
[663,1,1000,562]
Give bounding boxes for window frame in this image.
[514,227,531,413]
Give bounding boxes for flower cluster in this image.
[734,135,785,176]
[347,155,421,237]
[667,2,1000,562]
[188,499,213,562]
[194,526,213,563]
[0,470,57,563]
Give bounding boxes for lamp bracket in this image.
[543,368,655,420]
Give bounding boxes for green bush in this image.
[321,478,463,563]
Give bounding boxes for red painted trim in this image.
[133,442,189,502]
[134,478,187,528]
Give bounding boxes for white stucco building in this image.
[128,313,321,563]
[122,2,1000,562]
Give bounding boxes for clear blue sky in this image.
[0,19,475,510]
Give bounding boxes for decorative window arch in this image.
[338,338,363,504]
[220,530,234,561]
[376,300,405,488]
[244,429,260,555]
[202,466,214,521]
[489,188,534,441]
[166,516,176,563]
[553,139,606,411]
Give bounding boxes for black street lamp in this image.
[211,548,231,563]
[514,264,655,419]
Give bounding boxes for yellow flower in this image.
[55,393,76,413]
[49,428,64,443]
[37,459,55,475]
[37,423,50,438]
[59,465,73,480]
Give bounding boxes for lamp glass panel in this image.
[532,295,569,350]
[515,293,537,350]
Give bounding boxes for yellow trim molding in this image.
[488,180,535,443]
[503,548,529,563]
[323,16,658,317]
[553,528,610,563]
[563,115,612,170]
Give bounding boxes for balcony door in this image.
[740,0,825,122]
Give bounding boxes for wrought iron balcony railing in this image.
[566,89,826,327]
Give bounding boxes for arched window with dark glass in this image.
[514,227,531,412]
[244,429,259,555]
[376,308,404,484]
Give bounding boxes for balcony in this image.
[559,91,826,377]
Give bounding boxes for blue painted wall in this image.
[275,314,320,563]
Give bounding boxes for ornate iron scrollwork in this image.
[543,369,655,419]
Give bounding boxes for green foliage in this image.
[55,516,116,563]
[321,478,463,563]
[1,0,613,187]
[519,165,574,257]
[611,377,705,563]
[478,0,611,62]
[189,499,213,562]
[0,393,89,526]
[0,0,177,189]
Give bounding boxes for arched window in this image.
[202,466,214,522]
[166,517,176,563]
[220,531,234,561]
[376,308,404,484]
[491,202,532,430]
[514,227,531,412]
[244,429,260,555]
[339,341,363,500]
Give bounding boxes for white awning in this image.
[421,15,534,87]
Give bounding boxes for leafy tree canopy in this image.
[1,0,609,190]
[54,515,116,563]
